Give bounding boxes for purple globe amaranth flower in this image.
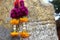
[19,0,29,16]
[14,0,20,8]
[10,8,21,19]
[20,1,24,6]
[14,1,19,8]
[10,6,28,19]
[19,6,28,16]
[14,4,19,8]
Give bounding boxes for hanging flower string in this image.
[10,0,30,38]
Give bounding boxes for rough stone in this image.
[0,0,58,40]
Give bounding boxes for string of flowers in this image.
[10,0,30,39]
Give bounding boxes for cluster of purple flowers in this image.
[10,1,28,19]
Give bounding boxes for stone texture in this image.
[0,0,58,40]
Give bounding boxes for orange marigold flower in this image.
[10,32,19,37]
[20,17,28,23]
[10,19,19,25]
[19,31,30,38]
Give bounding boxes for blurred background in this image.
[44,0,60,40]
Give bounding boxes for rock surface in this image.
[0,0,58,40]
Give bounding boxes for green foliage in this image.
[50,0,60,13]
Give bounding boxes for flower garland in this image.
[10,0,30,39]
